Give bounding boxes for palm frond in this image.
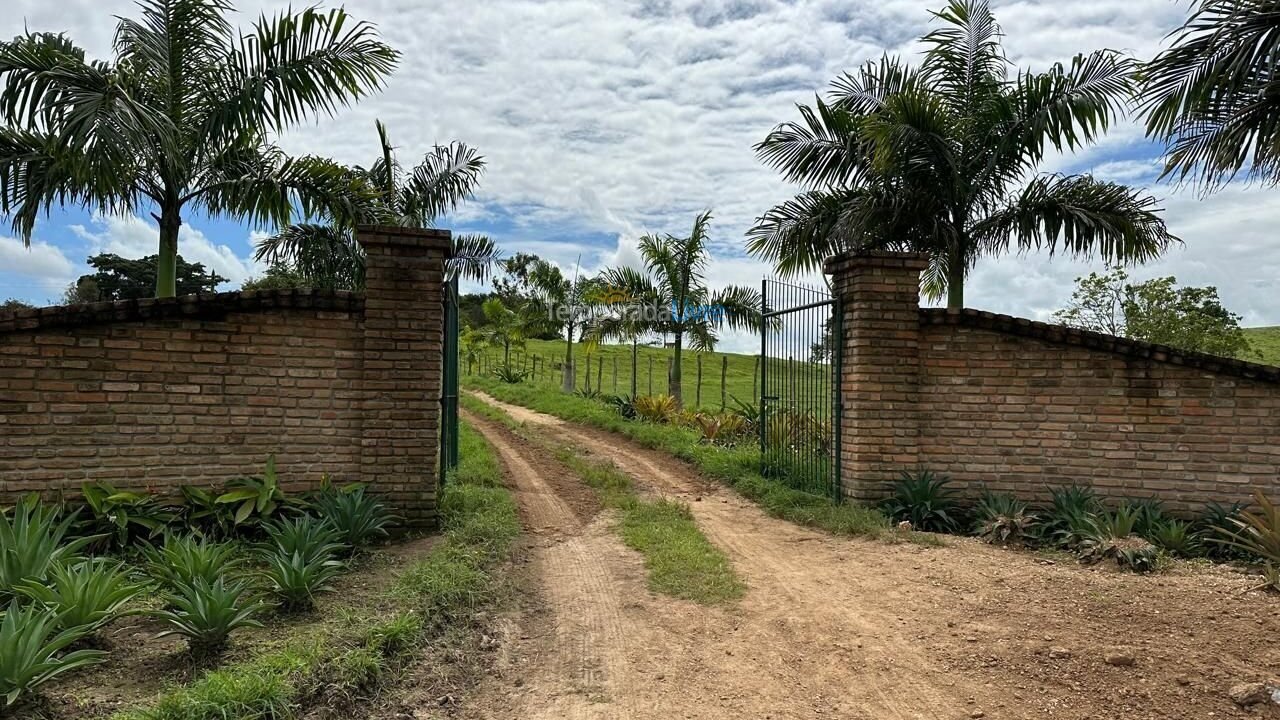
[254,223,364,290]
[449,233,500,282]
[401,142,485,226]
[921,0,1007,103]
[745,191,847,278]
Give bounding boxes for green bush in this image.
[1037,485,1102,549]
[260,515,346,563]
[974,491,1036,546]
[259,550,344,612]
[1146,518,1200,557]
[0,600,107,708]
[881,470,961,532]
[80,482,175,550]
[313,485,393,550]
[1196,500,1253,560]
[491,363,530,383]
[143,534,245,590]
[0,497,96,599]
[17,559,143,634]
[151,577,267,656]
[1212,491,1280,566]
[216,456,294,530]
[1079,507,1161,573]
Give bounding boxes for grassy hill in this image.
[466,337,830,413]
[1244,327,1280,366]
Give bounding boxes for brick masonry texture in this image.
[0,226,450,528]
[827,251,1280,513]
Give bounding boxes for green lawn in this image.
[469,337,830,413]
[1244,327,1280,366]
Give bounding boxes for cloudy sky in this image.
[2,0,1278,352]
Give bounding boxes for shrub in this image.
[1212,491,1280,565]
[0,601,107,708]
[17,559,143,635]
[143,534,245,590]
[692,413,748,444]
[1147,518,1200,557]
[216,456,294,530]
[151,577,266,656]
[1196,500,1252,560]
[634,394,678,423]
[1080,507,1161,573]
[491,363,530,383]
[573,388,602,400]
[974,491,1036,546]
[178,485,238,540]
[603,394,637,420]
[260,515,346,563]
[0,497,96,599]
[727,396,761,427]
[313,485,393,549]
[1038,485,1102,549]
[79,482,175,550]
[259,549,344,612]
[1119,496,1166,537]
[881,470,960,533]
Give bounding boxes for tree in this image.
[498,254,600,390]
[749,0,1177,309]
[1142,0,1280,187]
[0,0,399,298]
[476,297,535,366]
[1,298,32,311]
[598,211,761,405]
[241,264,310,292]
[255,120,499,288]
[64,253,227,303]
[1053,268,1254,357]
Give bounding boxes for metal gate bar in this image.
[441,277,460,484]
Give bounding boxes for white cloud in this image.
[69,214,260,288]
[0,236,76,301]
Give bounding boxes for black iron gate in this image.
[440,276,460,484]
[760,279,841,500]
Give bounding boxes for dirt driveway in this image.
[459,393,1280,720]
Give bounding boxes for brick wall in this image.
[827,251,1280,513]
[0,226,450,528]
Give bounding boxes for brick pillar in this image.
[824,251,929,503]
[358,226,451,529]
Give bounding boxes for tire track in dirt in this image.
[469,393,983,719]
[462,409,637,719]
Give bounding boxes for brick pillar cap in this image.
[357,225,453,252]
[823,250,931,275]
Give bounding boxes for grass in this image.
[463,376,931,546]
[1244,327,1280,366]
[473,337,830,413]
[464,393,744,604]
[113,420,518,720]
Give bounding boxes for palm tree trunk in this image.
[562,322,575,392]
[155,202,181,298]
[630,338,638,398]
[946,245,965,310]
[668,331,683,405]
[504,339,511,366]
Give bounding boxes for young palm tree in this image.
[583,266,663,399]
[0,0,399,297]
[749,0,1177,309]
[255,120,499,287]
[599,211,761,405]
[502,256,600,391]
[1142,0,1280,187]
[477,297,534,367]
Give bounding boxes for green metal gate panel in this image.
[760,279,841,501]
[441,277,460,483]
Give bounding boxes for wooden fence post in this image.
[597,357,604,394]
[752,355,760,401]
[695,354,703,408]
[613,356,619,393]
[721,356,728,411]
[648,356,654,396]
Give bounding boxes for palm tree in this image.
[599,211,761,405]
[749,0,1177,309]
[477,297,533,367]
[583,266,663,399]
[501,255,600,391]
[0,0,398,297]
[255,120,499,286]
[1142,0,1280,187]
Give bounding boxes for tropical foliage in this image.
[0,0,399,297]
[750,0,1176,308]
[0,601,107,707]
[150,577,267,655]
[598,212,761,404]
[255,120,498,288]
[0,497,95,599]
[1142,0,1280,187]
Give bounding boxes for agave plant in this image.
[0,497,97,599]
[259,549,345,612]
[974,491,1037,546]
[1079,507,1161,573]
[1196,500,1253,560]
[142,534,245,591]
[1037,485,1103,549]
[1146,518,1201,558]
[260,515,347,564]
[604,394,638,420]
[313,485,393,549]
[150,578,267,656]
[0,601,107,708]
[881,470,961,533]
[1212,491,1280,566]
[492,363,531,384]
[17,559,143,635]
[633,395,678,424]
[693,413,748,444]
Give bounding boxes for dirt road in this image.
[460,394,1280,720]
